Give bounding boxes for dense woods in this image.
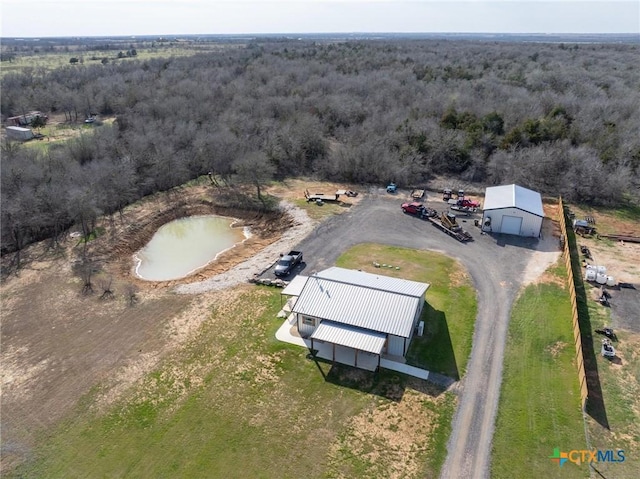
[1,39,639,254]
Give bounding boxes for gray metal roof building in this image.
[314,266,429,298]
[290,267,430,369]
[482,184,544,237]
[293,275,423,337]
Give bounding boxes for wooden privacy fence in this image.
[558,197,589,409]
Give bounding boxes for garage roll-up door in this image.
[501,215,523,235]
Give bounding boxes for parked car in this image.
[401,202,437,218]
[274,250,303,276]
[402,202,425,215]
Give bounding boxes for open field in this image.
[4,249,461,478]
[0,44,238,77]
[491,263,587,479]
[18,114,117,150]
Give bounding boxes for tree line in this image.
[2,39,639,255]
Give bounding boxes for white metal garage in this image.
[481,184,544,237]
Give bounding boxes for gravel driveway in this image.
[289,189,554,479]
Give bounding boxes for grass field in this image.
[293,198,354,220]
[9,243,471,478]
[1,44,239,77]
[491,263,588,479]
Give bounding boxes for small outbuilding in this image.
[481,184,544,237]
[291,267,429,371]
[5,126,34,142]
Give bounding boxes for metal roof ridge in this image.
[311,273,428,298]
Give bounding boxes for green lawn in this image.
[492,265,588,479]
[10,283,454,478]
[337,243,477,379]
[293,198,353,220]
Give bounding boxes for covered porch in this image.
[309,321,386,372]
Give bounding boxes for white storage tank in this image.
[585,269,597,282]
[606,276,616,287]
[596,273,607,284]
[586,265,606,274]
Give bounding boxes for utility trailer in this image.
[427,212,473,242]
[411,189,425,200]
[304,189,340,202]
[449,204,478,216]
[449,204,478,215]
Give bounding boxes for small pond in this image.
[135,215,249,281]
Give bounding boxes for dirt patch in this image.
[326,380,447,479]
[568,205,640,332]
[545,341,568,359]
[569,205,640,284]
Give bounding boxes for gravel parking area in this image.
[609,284,640,333]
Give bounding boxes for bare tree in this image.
[124,283,139,307]
[233,151,276,208]
[98,276,115,300]
[74,259,95,295]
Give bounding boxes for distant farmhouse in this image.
[282,267,429,371]
[7,111,47,127]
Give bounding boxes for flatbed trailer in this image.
[427,215,473,242]
[450,204,478,215]
[304,189,340,202]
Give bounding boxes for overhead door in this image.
[501,215,523,235]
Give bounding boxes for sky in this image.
[1,1,638,37]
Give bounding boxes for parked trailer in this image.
[5,126,34,141]
[449,204,478,215]
[427,212,473,242]
[304,189,340,202]
[411,189,425,199]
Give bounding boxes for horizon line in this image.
[3,31,639,40]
